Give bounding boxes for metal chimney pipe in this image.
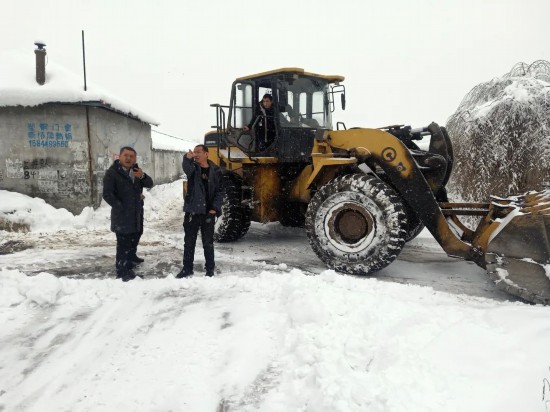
[34,42,46,85]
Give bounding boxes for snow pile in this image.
[446,60,550,201]
[143,179,185,221]
[0,50,159,125]
[0,179,184,233]
[0,189,109,232]
[1,268,549,411]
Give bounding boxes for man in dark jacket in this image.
[243,94,276,152]
[103,146,154,281]
[176,144,224,278]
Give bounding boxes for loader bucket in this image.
[485,191,550,304]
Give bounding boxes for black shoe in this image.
[120,270,137,282]
[176,269,193,278]
[205,269,215,277]
[131,256,145,264]
[116,269,130,278]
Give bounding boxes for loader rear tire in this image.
[305,174,407,275]
[215,174,251,242]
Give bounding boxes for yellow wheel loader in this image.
[204,67,550,304]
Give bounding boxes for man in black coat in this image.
[243,94,276,152]
[103,146,154,281]
[176,144,224,278]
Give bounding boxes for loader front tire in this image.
[305,174,407,275]
[215,174,251,242]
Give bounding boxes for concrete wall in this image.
[0,104,182,214]
[0,104,93,213]
[152,149,183,185]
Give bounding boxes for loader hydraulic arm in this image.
[326,126,485,266]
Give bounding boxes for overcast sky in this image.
[1,0,549,145]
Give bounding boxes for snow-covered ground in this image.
[1,182,550,412]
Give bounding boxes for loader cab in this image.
[222,68,345,162]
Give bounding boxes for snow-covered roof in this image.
[151,130,192,152]
[0,50,159,125]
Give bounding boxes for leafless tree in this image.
[446,60,550,202]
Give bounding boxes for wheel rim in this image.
[325,201,375,252]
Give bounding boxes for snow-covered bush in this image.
[446,60,550,201]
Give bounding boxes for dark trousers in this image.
[183,213,215,272]
[133,225,143,260]
[116,232,139,275]
[132,207,144,260]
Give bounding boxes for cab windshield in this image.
[277,76,332,129]
[229,75,333,130]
